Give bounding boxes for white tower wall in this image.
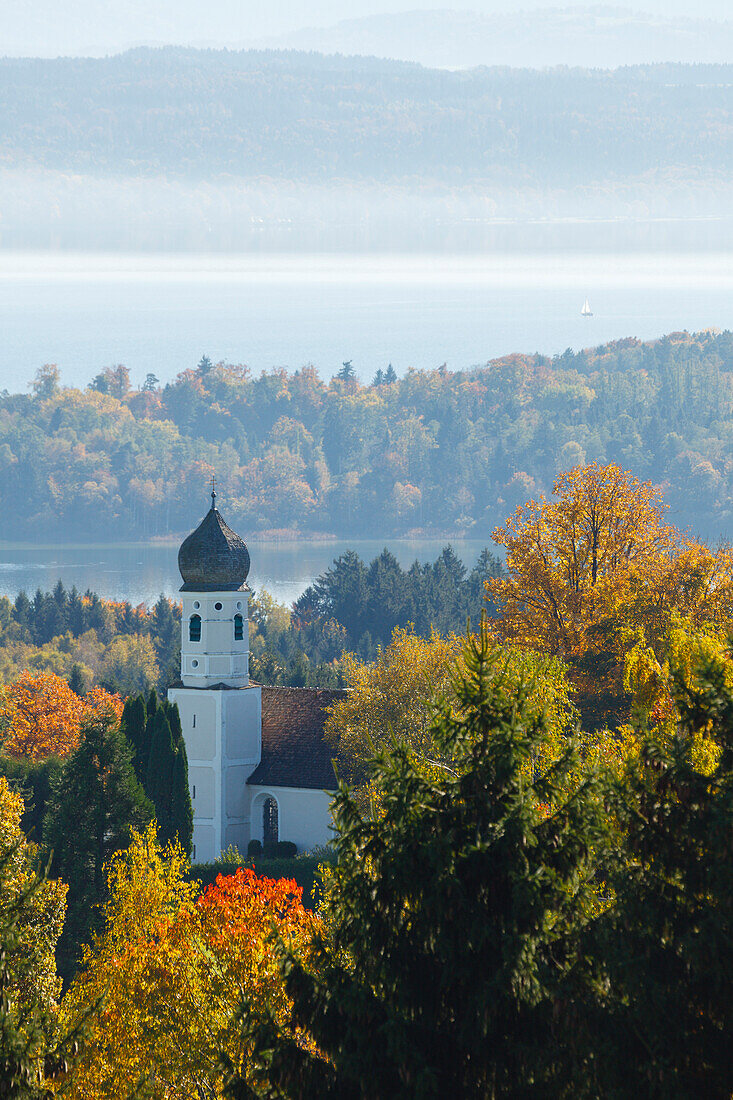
[180,590,249,688]
[169,678,262,863]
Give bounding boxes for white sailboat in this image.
[581,297,593,317]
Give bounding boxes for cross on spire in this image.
[210,474,216,509]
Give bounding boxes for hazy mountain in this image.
[2,1,733,60]
[261,7,733,70]
[2,49,732,183]
[0,48,731,250]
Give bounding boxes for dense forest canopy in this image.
[0,50,731,186]
[1,328,732,541]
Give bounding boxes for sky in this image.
[2,1,732,57]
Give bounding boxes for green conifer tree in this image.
[119,694,149,783]
[44,712,153,981]
[229,626,604,1098]
[67,664,86,697]
[170,741,193,858]
[145,708,175,846]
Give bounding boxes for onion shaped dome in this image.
[178,490,250,592]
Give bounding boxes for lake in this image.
[1,250,732,390]
[0,539,491,608]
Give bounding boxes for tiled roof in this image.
[247,686,346,790]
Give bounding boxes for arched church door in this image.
[263,797,278,844]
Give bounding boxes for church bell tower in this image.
[178,484,250,687]
[168,486,262,863]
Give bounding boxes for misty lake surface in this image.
[0,539,491,608]
[0,250,732,390]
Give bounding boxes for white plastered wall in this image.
[249,785,335,852]
[168,683,262,863]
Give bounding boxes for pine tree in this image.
[44,710,153,981]
[231,626,605,1098]
[120,695,192,855]
[67,664,85,697]
[336,360,356,382]
[164,700,193,856]
[384,363,397,384]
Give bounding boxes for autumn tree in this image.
[590,651,733,1097]
[60,826,317,1099]
[490,463,678,660]
[0,672,122,761]
[0,778,68,1098]
[326,624,575,794]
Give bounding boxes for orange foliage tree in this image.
[490,463,678,660]
[0,671,122,760]
[58,826,317,1099]
[489,463,733,714]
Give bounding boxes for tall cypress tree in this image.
[170,740,193,858]
[120,694,149,783]
[120,694,192,856]
[146,687,158,720]
[145,708,176,846]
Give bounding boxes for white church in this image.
[168,488,343,864]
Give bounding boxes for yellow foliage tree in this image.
[489,463,733,722]
[623,614,729,774]
[0,776,66,1019]
[99,634,158,695]
[326,625,575,789]
[58,825,317,1099]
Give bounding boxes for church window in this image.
[192,714,196,728]
[234,614,244,640]
[263,797,278,844]
[214,602,223,611]
[189,614,201,642]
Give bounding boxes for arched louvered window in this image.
[189,614,201,642]
[263,797,278,844]
[234,613,244,641]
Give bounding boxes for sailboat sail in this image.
[581,298,593,316]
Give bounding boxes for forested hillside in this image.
[0,50,731,185]
[1,328,732,541]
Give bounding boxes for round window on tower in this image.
[193,600,200,610]
[191,659,199,669]
[214,602,223,611]
[236,600,243,610]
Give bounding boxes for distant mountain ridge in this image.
[1,48,732,249]
[1,49,732,183]
[258,6,733,70]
